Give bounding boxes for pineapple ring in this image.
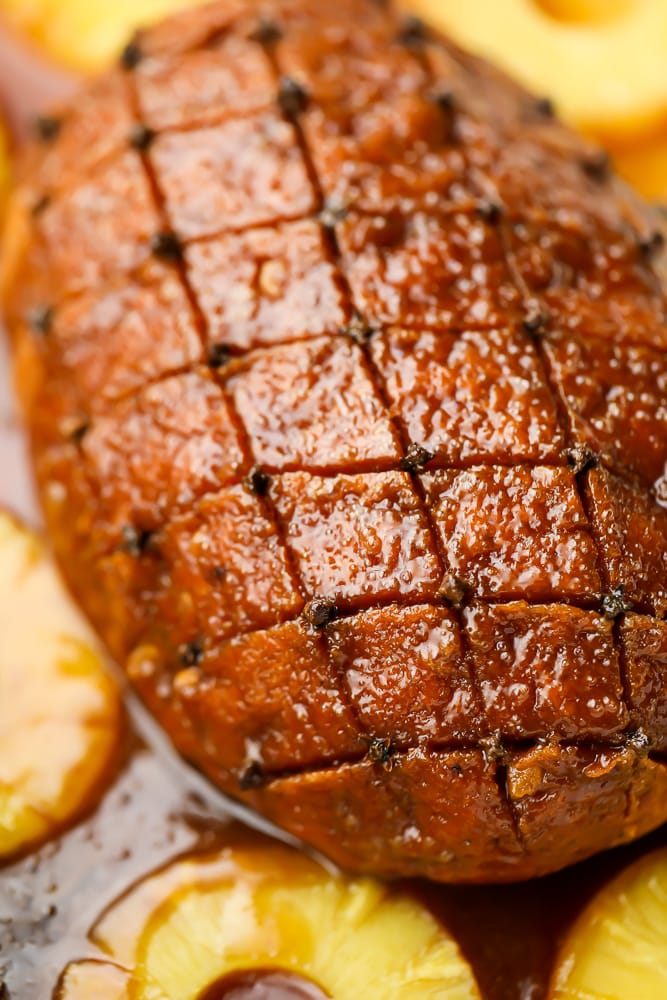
[549,848,667,999]
[410,0,667,138]
[68,844,481,1000]
[56,961,131,1000]
[0,512,121,858]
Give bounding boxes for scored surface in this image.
[7,0,667,881]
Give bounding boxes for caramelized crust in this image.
[5,0,667,882]
[371,326,563,465]
[152,112,316,240]
[49,269,203,407]
[422,465,601,601]
[327,603,480,744]
[623,615,667,751]
[135,30,276,131]
[545,332,667,485]
[464,602,626,740]
[34,153,156,295]
[339,211,520,330]
[185,221,349,352]
[228,338,400,472]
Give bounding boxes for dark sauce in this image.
[199,969,331,1000]
[1,22,667,1000]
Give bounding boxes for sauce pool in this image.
[199,969,332,1000]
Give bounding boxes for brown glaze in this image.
[198,969,330,1000]
[1,302,667,996]
[4,0,667,888]
[3,13,667,1000]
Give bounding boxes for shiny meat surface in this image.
[4,0,667,882]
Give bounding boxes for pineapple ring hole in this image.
[533,0,634,24]
[198,968,330,1000]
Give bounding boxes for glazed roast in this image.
[4,0,667,882]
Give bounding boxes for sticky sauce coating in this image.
[4,0,667,885]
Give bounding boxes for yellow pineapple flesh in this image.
[57,961,131,1000]
[85,844,481,1000]
[550,848,667,1000]
[0,512,121,858]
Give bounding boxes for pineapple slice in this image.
[0,512,121,858]
[550,848,667,999]
[0,0,202,73]
[57,961,131,999]
[87,843,480,1000]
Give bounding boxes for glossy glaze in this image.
[2,8,667,999]
[0,276,664,1000]
[5,0,667,885]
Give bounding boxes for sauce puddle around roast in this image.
[1,20,667,1000]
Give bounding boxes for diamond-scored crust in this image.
[371,326,564,466]
[464,602,627,740]
[327,603,481,745]
[6,0,667,883]
[135,30,276,131]
[185,221,350,352]
[422,465,601,602]
[228,337,401,472]
[151,112,317,240]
